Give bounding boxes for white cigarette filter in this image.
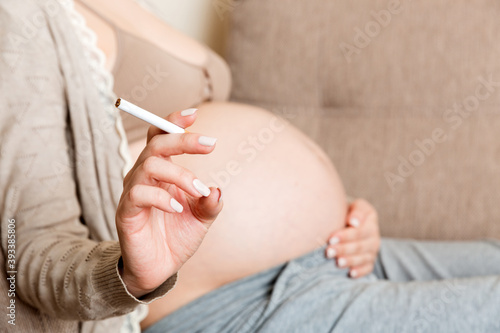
[115,98,186,134]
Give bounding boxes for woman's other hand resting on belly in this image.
[325,199,381,278]
[115,109,223,298]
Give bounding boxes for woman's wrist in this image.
[118,258,155,299]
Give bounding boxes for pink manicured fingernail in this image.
[326,248,337,259]
[193,179,211,197]
[338,258,347,268]
[349,217,360,228]
[199,136,217,147]
[350,270,358,278]
[170,198,183,213]
[181,108,197,116]
[329,237,339,245]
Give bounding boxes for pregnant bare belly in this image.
[138,102,347,327]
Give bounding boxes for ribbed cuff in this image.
[92,242,178,311]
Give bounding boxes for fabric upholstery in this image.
[227,0,500,239]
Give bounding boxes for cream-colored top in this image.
[75,0,231,144]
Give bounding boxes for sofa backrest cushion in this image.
[227,0,500,239]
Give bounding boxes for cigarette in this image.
[115,98,186,134]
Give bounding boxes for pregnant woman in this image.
[0,1,378,332]
[2,1,500,332]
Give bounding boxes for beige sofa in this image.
[227,0,500,240]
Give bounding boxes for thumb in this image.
[191,187,223,225]
[346,199,368,228]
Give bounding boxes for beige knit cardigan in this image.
[0,1,177,332]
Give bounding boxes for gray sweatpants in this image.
[144,239,500,333]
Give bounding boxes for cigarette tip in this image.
[115,98,121,108]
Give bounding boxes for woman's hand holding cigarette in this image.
[115,109,222,298]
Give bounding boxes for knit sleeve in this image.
[0,2,176,321]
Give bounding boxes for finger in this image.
[138,132,217,166]
[328,226,371,245]
[120,184,183,219]
[190,187,224,226]
[337,253,375,269]
[346,211,364,228]
[325,246,338,259]
[147,108,199,142]
[327,238,377,259]
[346,199,371,228]
[349,264,375,279]
[128,156,211,198]
[126,132,217,186]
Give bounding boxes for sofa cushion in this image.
[258,103,500,240]
[229,0,500,109]
[227,0,500,239]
